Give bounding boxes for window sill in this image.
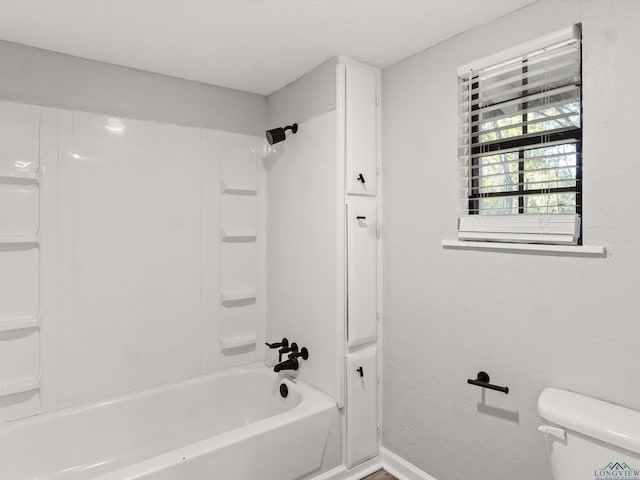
[441,239,606,257]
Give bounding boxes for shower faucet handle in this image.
[265,338,289,349]
[288,346,309,361]
[277,342,296,362]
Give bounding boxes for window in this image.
[457,25,582,245]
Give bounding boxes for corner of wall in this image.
[266,57,339,128]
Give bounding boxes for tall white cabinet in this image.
[339,61,381,469]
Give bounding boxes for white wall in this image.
[60,114,264,407]
[62,112,203,404]
[0,101,264,420]
[381,1,640,479]
[266,60,340,399]
[0,38,267,419]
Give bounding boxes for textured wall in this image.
[0,39,266,136]
[267,57,337,129]
[381,1,640,479]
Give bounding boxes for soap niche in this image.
[219,240,257,356]
[0,329,40,387]
[0,246,40,321]
[218,134,259,362]
[0,181,40,236]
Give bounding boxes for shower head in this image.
[266,123,298,145]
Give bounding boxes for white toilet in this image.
[538,388,640,479]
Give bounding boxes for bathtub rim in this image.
[85,364,340,480]
[89,383,338,480]
[0,362,333,433]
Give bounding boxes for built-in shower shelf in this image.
[220,289,257,305]
[0,315,40,333]
[221,182,257,196]
[0,376,40,397]
[0,234,40,245]
[220,229,257,241]
[219,333,257,351]
[0,171,39,183]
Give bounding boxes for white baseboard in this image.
[380,448,438,480]
[311,448,436,480]
[312,456,383,480]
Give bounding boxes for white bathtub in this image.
[0,364,341,480]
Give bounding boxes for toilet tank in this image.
[538,388,640,480]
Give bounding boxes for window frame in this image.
[457,25,583,246]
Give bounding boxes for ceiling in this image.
[0,0,536,96]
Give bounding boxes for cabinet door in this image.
[346,348,378,468]
[345,64,377,196]
[347,203,377,347]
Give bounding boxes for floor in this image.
[361,470,398,480]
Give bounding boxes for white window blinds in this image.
[457,25,582,245]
